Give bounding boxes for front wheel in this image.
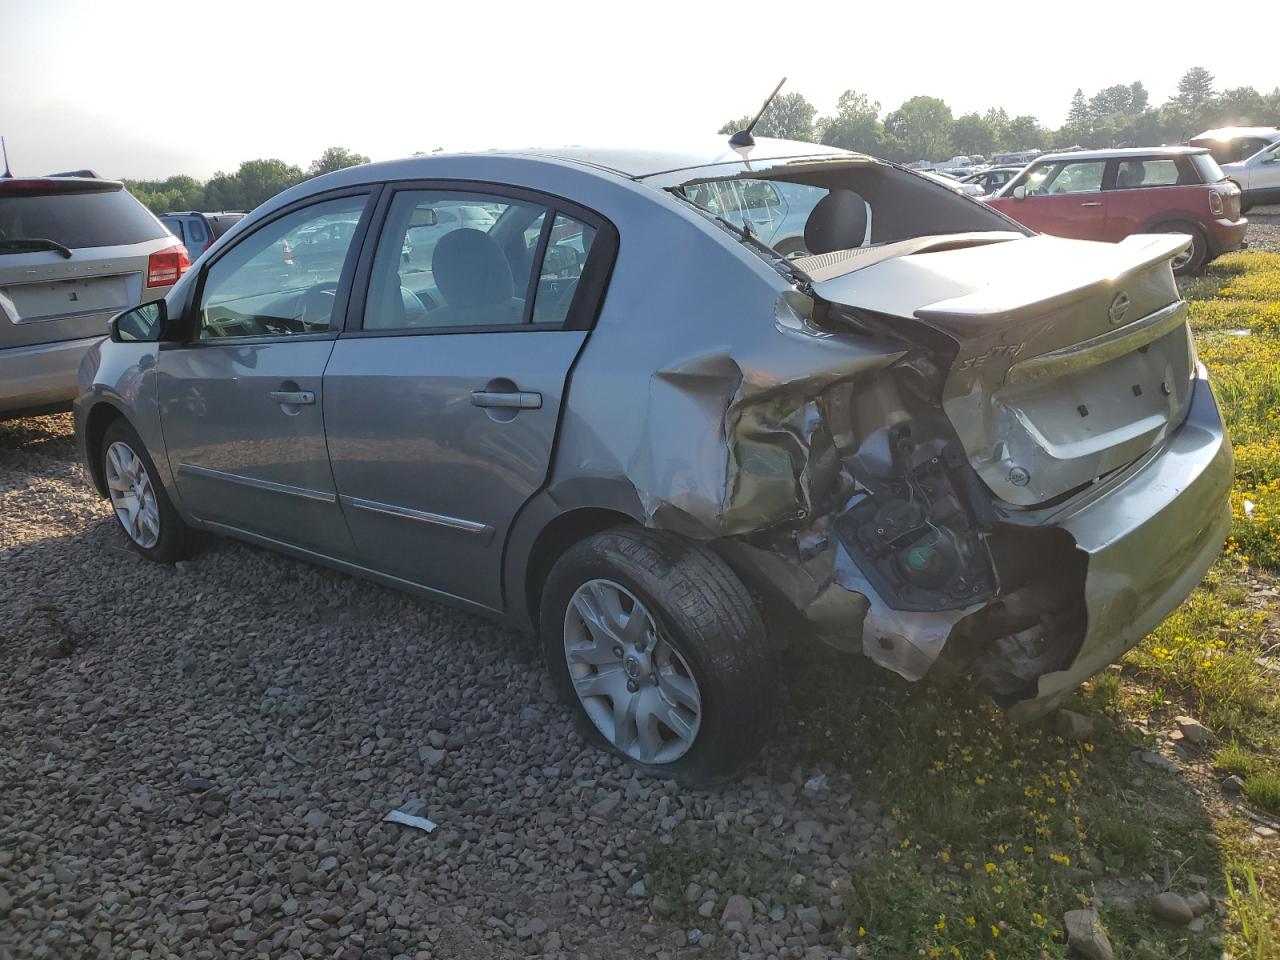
[101,419,200,563]
[1158,222,1208,276]
[540,527,774,784]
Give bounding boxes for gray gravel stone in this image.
[1153,892,1195,925]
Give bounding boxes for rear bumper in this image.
[1206,217,1249,257]
[1008,365,1233,719]
[0,335,103,417]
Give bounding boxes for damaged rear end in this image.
[723,231,1231,717]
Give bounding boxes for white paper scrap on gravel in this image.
[382,809,438,832]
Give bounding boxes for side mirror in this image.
[1012,185,1027,200]
[110,300,166,343]
[410,208,439,227]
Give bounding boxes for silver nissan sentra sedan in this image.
[75,137,1233,781]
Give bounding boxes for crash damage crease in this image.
[621,232,1217,717]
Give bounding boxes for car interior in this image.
[676,162,1022,259]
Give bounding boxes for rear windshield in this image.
[1191,153,1227,183]
[0,186,168,250]
[673,163,1022,260]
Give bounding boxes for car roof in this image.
[1192,127,1280,141]
[496,137,851,179]
[1031,146,1210,163]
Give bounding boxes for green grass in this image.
[1244,772,1280,817]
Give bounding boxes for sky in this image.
[2,0,1277,181]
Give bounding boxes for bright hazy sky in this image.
[2,0,1277,180]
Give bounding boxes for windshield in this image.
[672,163,1021,260]
[0,185,167,250]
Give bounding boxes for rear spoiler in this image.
[913,234,1191,324]
[0,177,122,195]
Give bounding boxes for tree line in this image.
[719,67,1280,163]
[124,146,372,214]
[125,68,1278,215]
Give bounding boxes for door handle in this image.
[470,390,542,410]
[1078,201,1103,207]
[269,390,316,405]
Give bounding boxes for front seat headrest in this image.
[431,228,514,308]
[803,189,869,255]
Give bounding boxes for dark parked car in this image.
[987,146,1246,274]
[159,211,245,259]
[76,138,1231,780]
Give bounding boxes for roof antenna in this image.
[0,137,11,178]
[729,77,786,149]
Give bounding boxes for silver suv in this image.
[75,139,1232,781]
[0,176,188,418]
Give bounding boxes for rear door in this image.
[990,159,1108,239]
[323,184,616,609]
[156,190,374,556]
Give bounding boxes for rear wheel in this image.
[540,527,774,783]
[1158,221,1208,276]
[101,419,200,563]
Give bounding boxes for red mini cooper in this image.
[986,146,1247,274]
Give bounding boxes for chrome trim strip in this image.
[176,463,336,504]
[340,495,493,538]
[1005,300,1187,387]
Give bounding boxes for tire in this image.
[540,526,774,784]
[100,419,200,563]
[1157,221,1208,276]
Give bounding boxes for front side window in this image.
[197,195,367,340]
[1113,159,1181,189]
[1024,161,1105,196]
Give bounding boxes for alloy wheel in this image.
[563,578,702,764]
[104,441,161,549]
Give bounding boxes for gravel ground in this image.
[1246,204,1280,252]
[0,414,894,960]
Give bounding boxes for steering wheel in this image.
[293,282,339,329]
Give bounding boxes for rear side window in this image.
[534,214,596,325]
[1113,159,1182,189]
[1190,153,1227,184]
[0,185,168,249]
[364,190,549,331]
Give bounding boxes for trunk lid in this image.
[807,233,1195,506]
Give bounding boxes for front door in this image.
[993,158,1108,239]
[158,192,372,556]
[323,186,611,609]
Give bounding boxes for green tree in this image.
[718,92,818,142]
[950,113,996,156]
[235,159,305,210]
[983,107,1010,149]
[1005,115,1048,151]
[883,96,953,161]
[202,171,244,211]
[817,90,882,154]
[308,147,371,177]
[1217,87,1271,125]
[1175,66,1216,111]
